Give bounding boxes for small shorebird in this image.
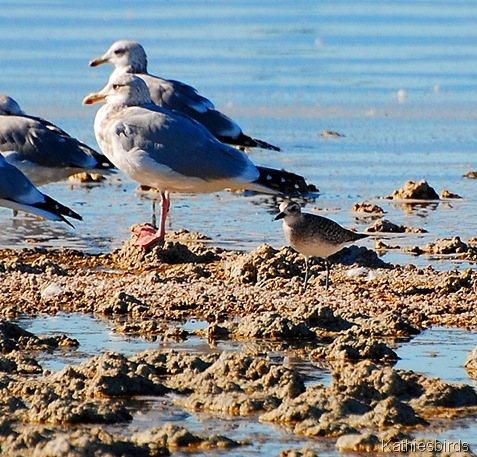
[89,40,281,151]
[275,201,368,291]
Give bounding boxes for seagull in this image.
[83,73,309,248]
[0,94,115,185]
[275,201,368,291]
[89,40,281,152]
[0,153,82,227]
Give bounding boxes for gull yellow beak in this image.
[89,56,107,67]
[82,92,106,105]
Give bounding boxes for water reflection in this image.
[11,312,477,455]
[390,200,440,216]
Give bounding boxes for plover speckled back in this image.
[275,200,368,291]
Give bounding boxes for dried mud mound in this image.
[0,421,240,456]
[0,234,477,455]
[388,179,440,200]
[2,240,477,328]
[0,319,78,353]
[113,237,223,271]
[260,359,477,438]
[1,344,476,455]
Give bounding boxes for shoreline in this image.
[1,234,477,456]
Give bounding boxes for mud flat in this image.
[1,233,477,456]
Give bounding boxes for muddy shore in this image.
[0,227,477,456]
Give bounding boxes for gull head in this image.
[0,95,25,115]
[83,73,152,107]
[274,200,302,221]
[89,40,148,73]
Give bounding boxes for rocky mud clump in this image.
[1,236,477,455]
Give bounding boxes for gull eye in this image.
[114,48,125,55]
[112,84,122,90]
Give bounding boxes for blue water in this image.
[0,1,476,271]
[3,1,477,454]
[20,313,477,455]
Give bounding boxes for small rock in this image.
[366,219,427,234]
[335,432,382,452]
[464,347,477,374]
[396,88,407,103]
[279,448,319,457]
[345,267,370,278]
[388,180,439,200]
[40,282,63,299]
[440,189,462,199]
[374,240,401,250]
[320,130,345,139]
[68,172,107,183]
[352,202,385,214]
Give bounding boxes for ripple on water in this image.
[12,313,477,455]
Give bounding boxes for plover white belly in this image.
[275,201,368,290]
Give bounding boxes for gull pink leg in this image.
[131,191,170,248]
[156,190,170,240]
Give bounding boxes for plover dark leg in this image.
[275,200,369,291]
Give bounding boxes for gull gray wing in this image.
[0,114,112,169]
[140,74,215,113]
[139,74,243,140]
[0,154,43,204]
[104,105,259,188]
[0,154,82,225]
[112,106,257,180]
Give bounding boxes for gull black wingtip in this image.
[61,217,76,229]
[60,210,82,229]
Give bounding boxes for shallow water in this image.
[3,1,477,454]
[18,312,477,455]
[0,1,477,270]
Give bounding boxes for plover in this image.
[89,40,280,151]
[275,200,368,290]
[83,74,309,248]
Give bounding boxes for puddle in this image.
[17,313,161,372]
[395,327,477,386]
[11,313,477,455]
[18,313,336,455]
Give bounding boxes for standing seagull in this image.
[89,40,281,151]
[0,153,82,227]
[0,95,114,185]
[83,73,309,248]
[275,201,368,291]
